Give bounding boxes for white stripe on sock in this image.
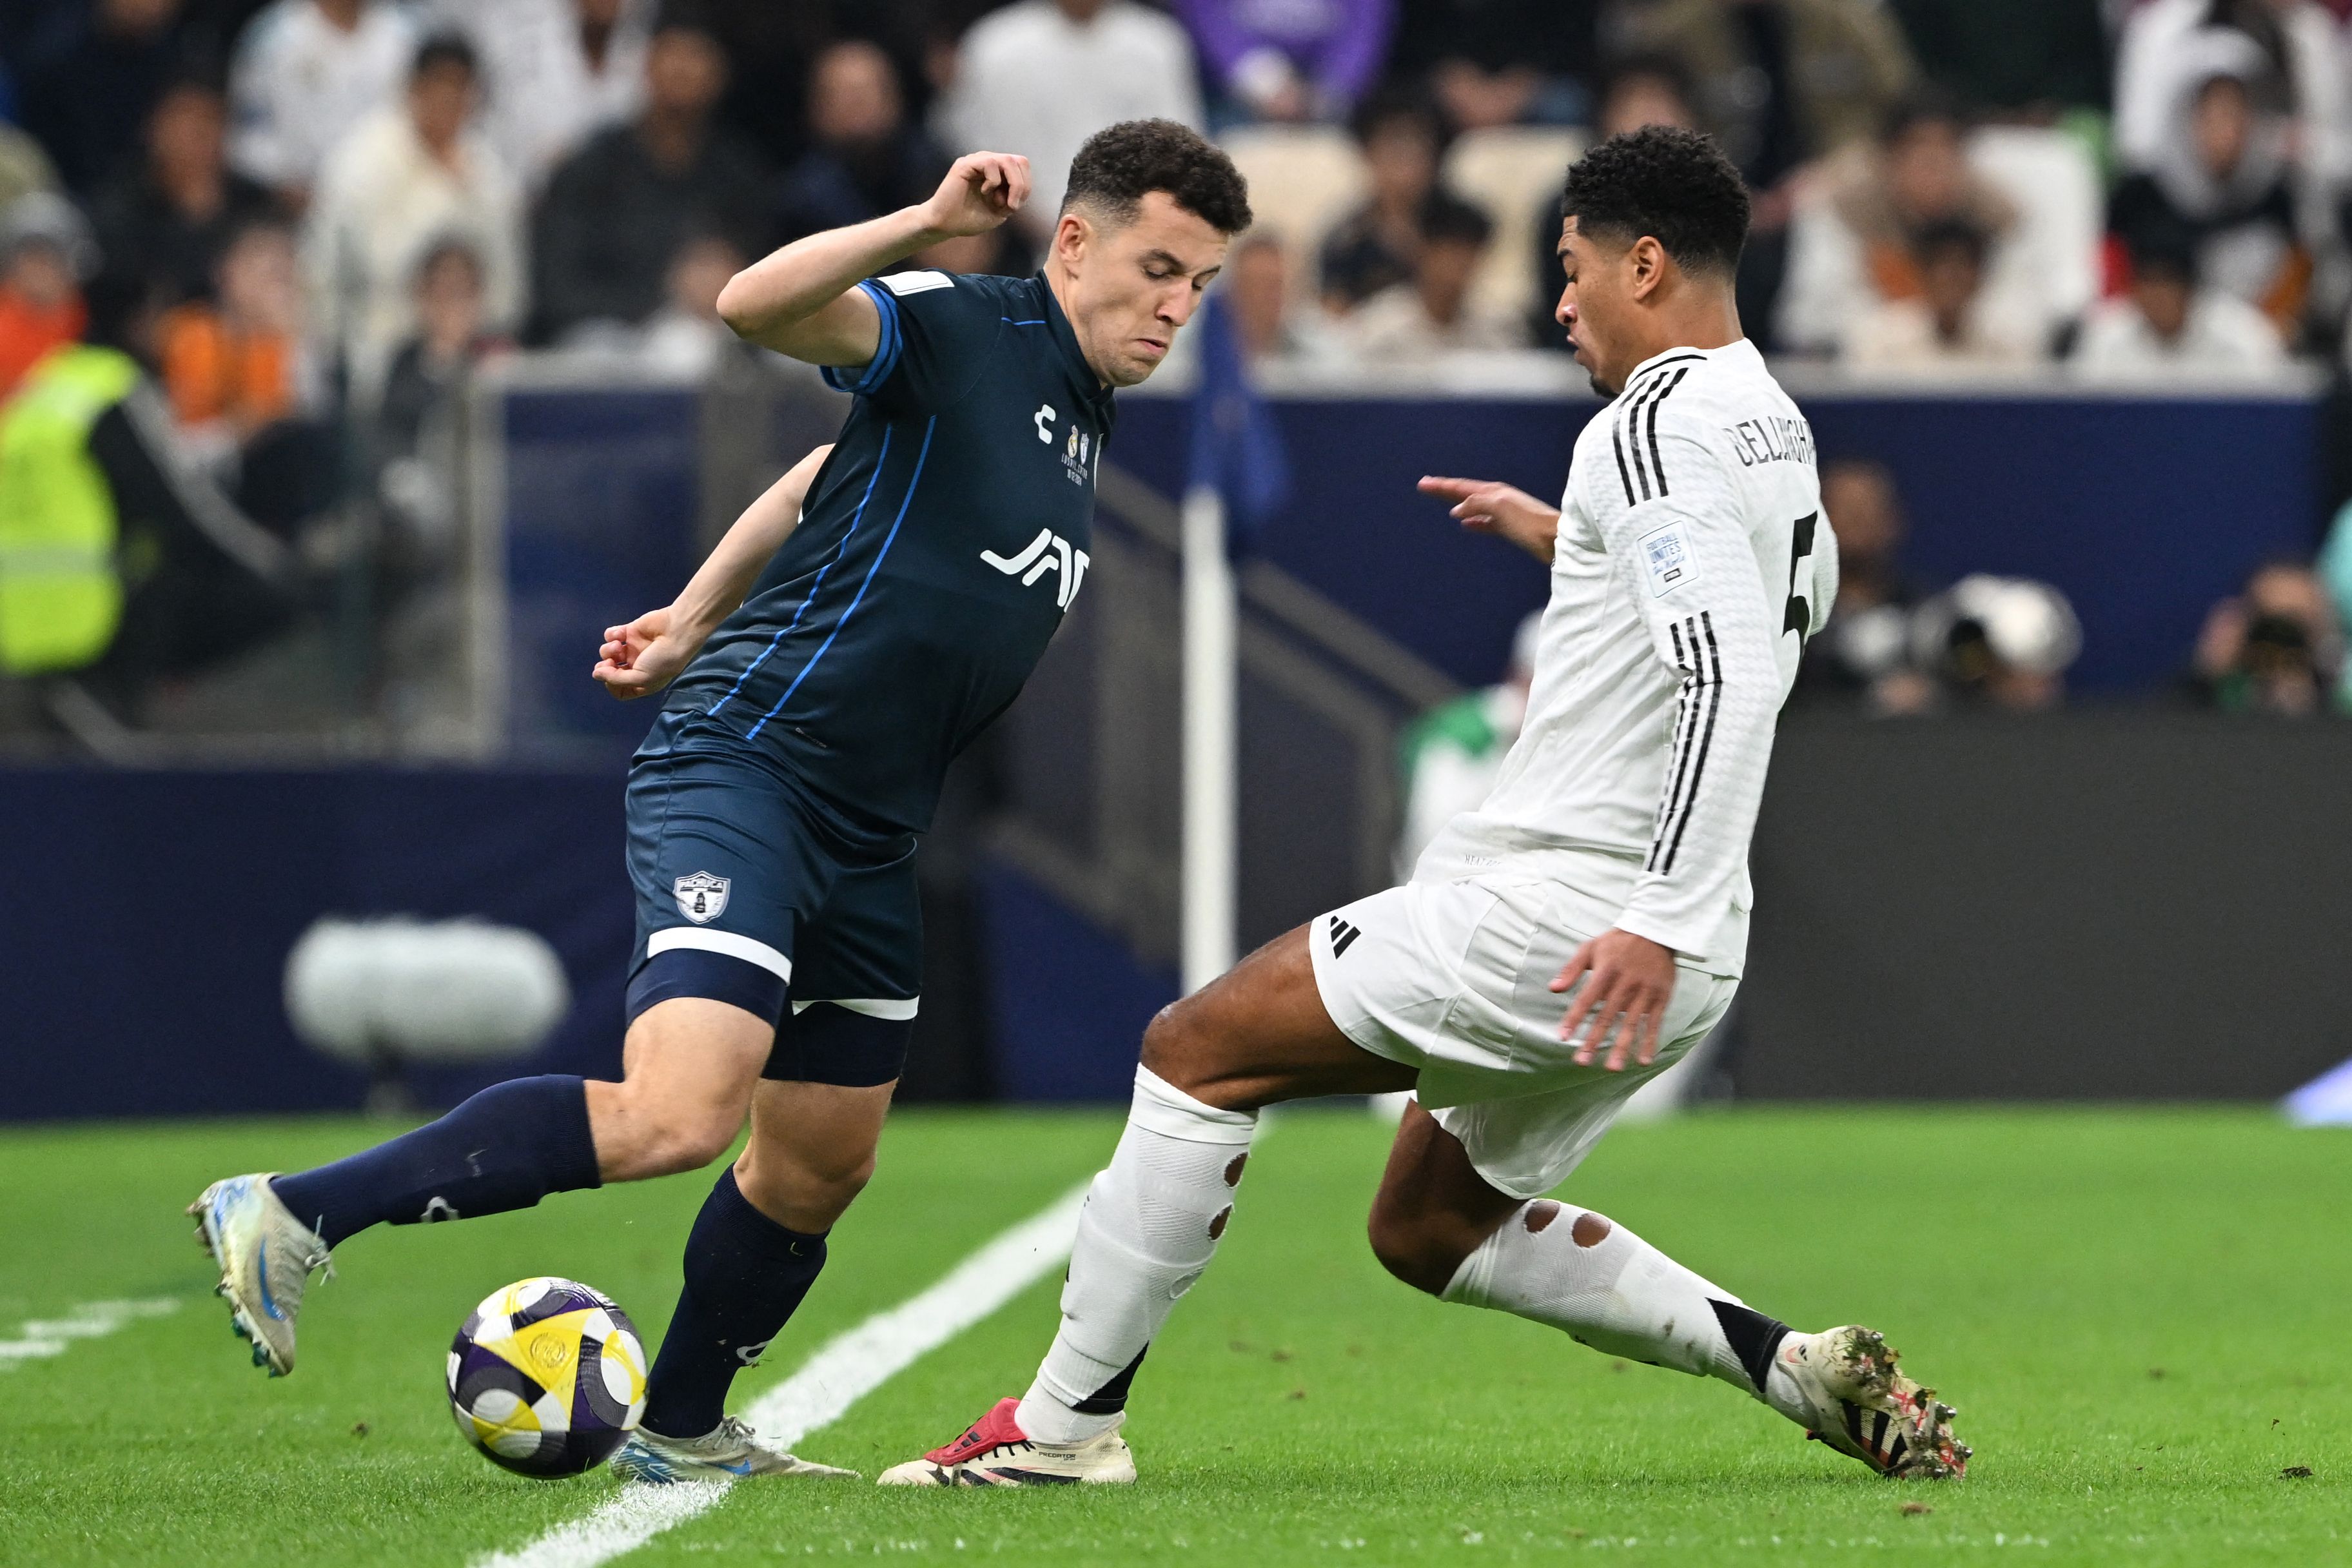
[472,1181,1090,1568]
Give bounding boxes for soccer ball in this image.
[447,1277,647,1478]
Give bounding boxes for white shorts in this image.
[1308,876,1738,1200]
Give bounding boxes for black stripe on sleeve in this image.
[1658,611,1725,875]
[1646,616,1701,873]
[1645,368,1690,497]
[1618,373,1672,502]
[1612,418,1638,506]
[1618,393,1649,502]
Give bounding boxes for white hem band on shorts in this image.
[647,926,794,981]
[790,996,921,1020]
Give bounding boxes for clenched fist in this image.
[922,153,1031,239]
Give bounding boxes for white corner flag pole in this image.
[1181,483,1239,994]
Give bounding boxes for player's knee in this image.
[1138,999,1208,1088]
[656,1120,741,1177]
[797,1148,877,1208]
[628,1099,743,1177]
[1364,1204,1462,1297]
[736,1144,874,1231]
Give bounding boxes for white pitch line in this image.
[0,1298,179,1366]
[474,1180,1090,1568]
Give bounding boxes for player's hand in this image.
[1418,475,1559,564]
[1551,928,1678,1072]
[921,152,1030,239]
[593,606,696,701]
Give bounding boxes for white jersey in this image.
[1418,339,1836,977]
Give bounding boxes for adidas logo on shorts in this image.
[1328,916,1363,957]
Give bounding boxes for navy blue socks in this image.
[271,1075,601,1248]
[640,1168,828,1440]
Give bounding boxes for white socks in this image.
[1443,1200,1810,1424]
[1018,1066,1257,1444]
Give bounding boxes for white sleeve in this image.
[1587,402,1781,959]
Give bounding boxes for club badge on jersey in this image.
[674,871,730,924]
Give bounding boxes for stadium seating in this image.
[1217,124,1368,300]
[1968,124,2105,337]
[1442,126,1588,322]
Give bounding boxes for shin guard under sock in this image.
[1443,1200,1806,1420]
[271,1075,600,1248]
[1018,1066,1257,1442]
[640,1168,828,1440]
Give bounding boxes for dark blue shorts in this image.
[624,721,920,1088]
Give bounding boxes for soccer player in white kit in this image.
[885,127,1970,1487]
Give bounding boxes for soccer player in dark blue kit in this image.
[190,120,1253,1480]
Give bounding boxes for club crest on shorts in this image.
[674,870,730,924]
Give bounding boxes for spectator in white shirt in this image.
[1777,92,2044,358]
[1843,218,2043,372]
[1344,198,1521,360]
[2115,0,2351,226]
[304,33,524,403]
[229,0,416,210]
[424,0,652,189]
[939,0,1203,244]
[2074,226,2286,380]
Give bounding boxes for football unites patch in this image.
[447,1277,645,1478]
[1638,520,1698,598]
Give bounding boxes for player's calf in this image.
[634,1081,893,1444]
[1364,1105,1527,1294]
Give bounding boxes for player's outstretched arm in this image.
[1418,475,1560,563]
[715,152,1031,366]
[593,444,834,700]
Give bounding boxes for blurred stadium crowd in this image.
[1,0,2351,746]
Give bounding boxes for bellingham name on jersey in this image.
[655,270,1113,839]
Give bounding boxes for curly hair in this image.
[1063,119,1254,236]
[1559,126,1749,277]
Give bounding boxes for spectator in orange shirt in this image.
[156,216,315,458]
[0,193,96,400]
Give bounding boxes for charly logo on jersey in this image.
[674,870,729,924]
[981,529,1089,609]
[1033,402,1095,487]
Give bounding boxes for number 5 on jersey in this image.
[1783,511,1819,645]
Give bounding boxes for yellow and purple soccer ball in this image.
[447,1277,647,1478]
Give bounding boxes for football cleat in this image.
[611,1416,859,1484]
[876,1396,1137,1487]
[1776,1325,1970,1479]
[188,1173,332,1378]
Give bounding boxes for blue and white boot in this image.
[612,1416,859,1484]
[188,1173,332,1377]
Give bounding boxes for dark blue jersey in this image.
[656,270,1113,841]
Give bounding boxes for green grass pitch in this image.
[0,1106,2344,1565]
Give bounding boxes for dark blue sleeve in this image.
[821,272,1004,414]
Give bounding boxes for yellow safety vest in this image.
[0,346,139,674]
